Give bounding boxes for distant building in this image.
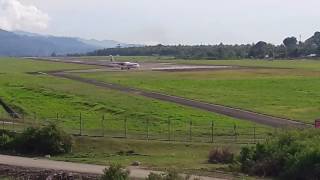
[307,54,317,57]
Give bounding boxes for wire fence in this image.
[0,111,274,144]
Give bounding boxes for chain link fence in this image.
[0,111,273,144]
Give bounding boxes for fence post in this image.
[34,112,37,126]
[253,126,256,144]
[189,120,192,142]
[0,111,4,130]
[1,111,4,131]
[56,113,59,121]
[234,124,237,142]
[185,120,188,142]
[146,119,149,140]
[124,117,127,138]
[22,113,25,130]
[168,118,171,141]
[102,115,105,137]
[211,121,214,143]
[79,112,82,136]
[172,119,175,141]
[12,117,15,132]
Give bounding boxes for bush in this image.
[13,123,72,155]
[146,170,195,180]
[101,164,129,180]
[0,130,15,150]
[208,147,234,164]
[238,129,320,179]
[146,173,164,180]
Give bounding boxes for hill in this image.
[0,29,136,56]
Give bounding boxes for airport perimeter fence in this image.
[0,112,274,144]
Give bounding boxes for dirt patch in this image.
[0,164,99,180]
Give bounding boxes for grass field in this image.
[55,137,220,169]
[77,59,320,123]
[4,57,314,176]
[54,136,242,176]
[0,58,266,141]
[0,57,267,175]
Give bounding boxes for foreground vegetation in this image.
[0,124,72,155]
[102,164,203,180]
[238,129,320,179]
[3,123,320,179]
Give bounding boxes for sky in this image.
[0,0,320,45]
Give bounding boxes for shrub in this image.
[0,130,15,150]
[238,129,320,179]
[146,173,164,180]
[101,164,129,180]
[282,149,320,179]
[13,123,72,155]
[146,170,194,180]
[208,147,234,164]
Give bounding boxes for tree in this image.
[81,31,320,59]
[313,32,320,46]
[283,37,298,48]
[312,32,320,56]
[249,41,269,59]
[51,52,57,57]
[283,37,299,57]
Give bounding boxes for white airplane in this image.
[109,56,140,70]
[117,62,140,70]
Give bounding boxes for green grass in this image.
[0,58,265,141]
[0,57,269,176]
[54,136,240,173]
[0,58,97,73]
[78,68,320,123]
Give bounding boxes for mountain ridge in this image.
[0,29,139,56]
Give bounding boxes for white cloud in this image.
[0,0,49,32]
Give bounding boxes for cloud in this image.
[0,0,49,31]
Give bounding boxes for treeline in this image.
[85,32,320,59]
